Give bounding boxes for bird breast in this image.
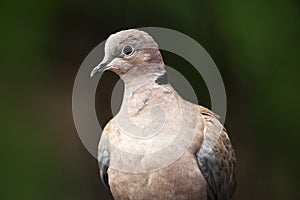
[104,83,208,199]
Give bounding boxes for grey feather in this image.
[155,71,168,85]
[196,109,236,200]
[98,144,111,192]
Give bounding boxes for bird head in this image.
[90,29,165,78]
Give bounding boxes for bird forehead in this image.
[105,29,158,53]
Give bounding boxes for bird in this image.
[90,29,236,200]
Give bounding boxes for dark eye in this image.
[122,45,134,56]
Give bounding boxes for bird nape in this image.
[90,29,236,200]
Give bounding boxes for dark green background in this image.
[1,0,299,199]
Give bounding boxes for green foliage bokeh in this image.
[0,0,299,199]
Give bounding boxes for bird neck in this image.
[120,64,168,92]
[117,66,179,127]
[118,64,172,119]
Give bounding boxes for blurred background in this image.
[1,0,299,199]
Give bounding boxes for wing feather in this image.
[98,121,112,193]
[196,107,236,200]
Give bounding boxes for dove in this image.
[90,29,236,200]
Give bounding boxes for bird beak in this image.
[90,58,112,77]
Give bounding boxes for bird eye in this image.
[122,45,134,56]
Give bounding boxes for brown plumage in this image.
[91,29,236,200]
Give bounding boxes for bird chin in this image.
[106,66,117,72]
[109,65,134,76]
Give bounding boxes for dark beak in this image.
[90,62,107,77]
[90,56,115,77]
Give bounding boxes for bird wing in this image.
[196,107,236,200]
[98,121,112,193]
